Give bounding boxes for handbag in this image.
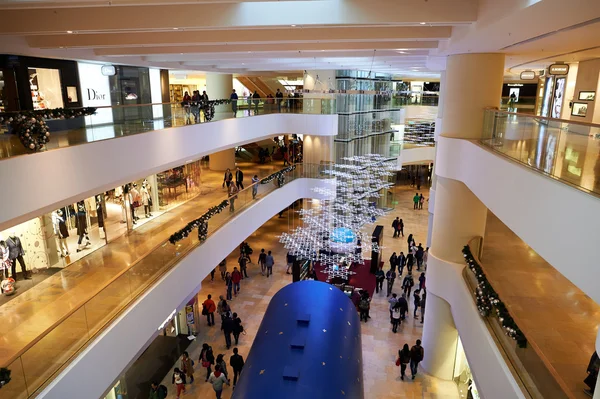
[202,361,210,368]
[395,358,401,367]
[201,305,208,316]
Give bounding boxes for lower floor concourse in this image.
[132,185,463,399]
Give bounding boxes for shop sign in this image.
[186,305,195,324]
[77,62,113,125]
[520,71,536,80]
[548,64,569,75]
[508,83,524,87]
[101,64,116,76]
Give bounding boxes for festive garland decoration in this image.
[0,367,11,388]
[168,200,229,244]
[187,99,231,122]
[260,165,296,185]
[0,107,96,152]
[463,245,527,348]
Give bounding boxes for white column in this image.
[424,53,505,378]
[206,73,233,113]
[421,292,458,380]
[209,148,236,171]
[427,71,445,248]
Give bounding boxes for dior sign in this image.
[87,88,107,101]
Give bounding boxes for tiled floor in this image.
[482,211,600,399]
[0,161,281,369]
[153,183,460,399]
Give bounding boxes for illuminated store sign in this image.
[101,64,116,76]
[520,71,536,80]
[548,64,569,75]
[77,62,113,125]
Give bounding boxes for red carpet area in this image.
[314,260,380,297]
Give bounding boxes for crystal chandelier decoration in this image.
[279,154,395,281]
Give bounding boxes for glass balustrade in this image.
[0,163,331,399]
[481,108,600,196]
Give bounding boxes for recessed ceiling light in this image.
[173,27,179,30]
[291,24,296,27]
[420,22,426,25]
[66,30,73,34]
[397,51,406,54]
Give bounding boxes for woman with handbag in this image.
[199,343,215,382]
[396,344,411,380]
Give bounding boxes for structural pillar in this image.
[206,73,233,113]
[427,71,445,248]
[209,148,236,171]
[423,53,505,379]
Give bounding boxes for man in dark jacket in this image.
[386,268,396,297]
[235,167,244,189]
[149,381,167,399]
[230,347,245,388]
[410,340,424,379]
[397,252,406,275]
[221,314,235,349]
[397,293,409,320]
[416,244,424,271]
[375,267,385,294]
[392,217,400,238]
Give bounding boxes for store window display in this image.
[28,67,64,110]
[52,210,70,257]
[6,233,30,280]
[75,200,92,252]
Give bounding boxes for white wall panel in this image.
[0,113,337,231]
[398,146,436,167]
[435,136,600,303]
[36,177,332,399]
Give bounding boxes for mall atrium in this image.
[0,0,599,398]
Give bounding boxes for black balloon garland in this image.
[169,200,229,244]
[463,246,527,348]
[0,367,10,388]
[260,165,296,185]
[0,107,96,152]
[188,99,231,122]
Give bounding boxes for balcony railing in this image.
[0,163,329,399]
[481,108,600,196]
[463,237,574,399]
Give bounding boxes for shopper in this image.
[397,344,411,380]
[225,272,233,300]
[238,254,249,279]
[389,252,397,272]
[286,251,295,274]
[276,88,284,112]
[375,267,385,294]
[398,252,406,275]
[392,217,400,238]
[251,175,260,199]
[413,290,421,318]
[235,167,244,190]
[419,272,426,291]
[149,381,167,399]
[171,367,186,399]
[223,168,233,189]
[222,314,234,349]
[231,267,242,296]
[416,244,424,271]
[265,250,274,277]
[220,299,231,320]
[208,365,230,399]
[413,193,420,210]
[199,343,215,382]
[420,290,426,324]
[210,267,216,282]
[388,293,398,322]
[402,273,415,298]
[423,247,429,270]
[230,89,238,117]
[252,90,260,113]
[410,340,424,379]
[229,184,239,212]
[391,303,402,333]
[398,293,409,320]
[215,354,229,382]
[406,253,414,274]
[219,259,227,280]
[358,292,370,322]
[386,268,396,297]
[398,218,404,237]
[230,347,245,388]
[232,312,243,345]
[407,234,414,253]
[258,248,267,275]
[202,295,216,326]
[181,351,194,384]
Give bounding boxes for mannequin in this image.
[52,210,70,257]
[141,181,153,218]
[75,201,91,252]
[115,185,127,224]
[96,195,105,239]
[0,238,10,279]
[6,232,29,280]
[129,183,141,225]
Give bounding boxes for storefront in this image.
[501,82,539,112]
[0,54,82,112]
[453,338,480,399]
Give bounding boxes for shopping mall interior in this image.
[0,1,599,398]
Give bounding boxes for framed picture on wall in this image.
[571,102,588,117]
[578,91,596,101]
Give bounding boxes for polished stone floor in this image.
[0,161,280,372]
[151,184,461,399]
[482,211,600,399]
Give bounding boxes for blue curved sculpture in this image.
[232,280,364,399]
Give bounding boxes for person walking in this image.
[229,183,239,212]
[398,293,409,320]
[203,295,216,326]
[230,89,238,117]
[275,88,284,112]
[419,194,425,210]
[219,259,227,280]
[223,168,233,190]
[232,312,243,345]
[210,267,216,282]
[217,295,226,318]
[265,250,274,277]
[413,193,420,210]
[199,343,215,382]
[258,248,267,275]
[413,290,421,318]
[252,90,260,114]
[397,344,411,380]
[402,273,415,298]
[392,217,400,238]
[238,254,249,279]
[406,234,414,253]
[423,247,429,270]
[231,267,242,296]
[391,303,402,333]
[222,314,234,349]
[398,218,404,237]
[406,252,414,274]
[419,272,426,291]
[172,368,187,399]
[208,365,230,399]
[358,292,370,322]
[225,272,233,300]
[149,381,167,399]
[410,340,425,379]
[398,252,406,276]
[181,351,194,384]
[389,252,397,272]
[386,268,397,297]
[420,290,426,324]
[286,251,295,274]
[251,175,260,199]
[416,244,424,271]
[230,347,245,388]
[215,354,229,382]
[375,267,385,294]
[388,293,398,322]
[235,167,244,190]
